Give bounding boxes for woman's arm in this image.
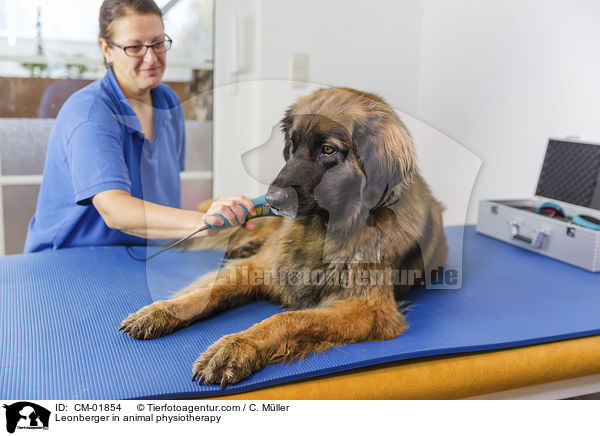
[92,189,255,240]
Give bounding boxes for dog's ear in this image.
[352,114,415,207]
[280,109,294,161]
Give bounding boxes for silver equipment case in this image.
[476,138,600,272]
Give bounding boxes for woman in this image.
[25,0,254,253]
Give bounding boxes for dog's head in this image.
[266,87,417,230]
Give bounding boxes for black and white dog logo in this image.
[3,402,50,434]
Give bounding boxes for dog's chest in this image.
[269,230,377,309]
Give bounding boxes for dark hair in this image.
[99,0,163,66]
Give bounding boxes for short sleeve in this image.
[179,110,186,172]
[68,121,131,205]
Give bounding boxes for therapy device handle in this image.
[126,194,278,262]
[209,194,278,230]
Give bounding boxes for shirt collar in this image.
[102,67,140,133]
[101,67,173,134]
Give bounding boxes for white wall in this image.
[214,0,425,198]
[213,0,264,197]
[417,0,600,223]
[214,0,600,224]
[254,0,423,114]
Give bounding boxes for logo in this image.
[3,402,50,434]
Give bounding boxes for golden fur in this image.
[120,87,447,388]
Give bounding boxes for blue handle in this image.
[208,195,278,230]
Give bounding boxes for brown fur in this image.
[120,87,447,388]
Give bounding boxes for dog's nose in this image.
[265,186,289,208]
[266,185,299,218]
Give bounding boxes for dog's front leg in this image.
[119,259,264,340]
[192,290,407,388]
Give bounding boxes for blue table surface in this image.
[1,226,598,399]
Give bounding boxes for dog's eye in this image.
[321,145,336,155]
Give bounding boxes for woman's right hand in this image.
[201,196,257,233]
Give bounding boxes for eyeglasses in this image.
[107,35,172,57]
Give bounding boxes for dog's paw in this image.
[119,301,186,340]
[192,334,260,389]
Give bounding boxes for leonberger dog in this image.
[120,87,447,388]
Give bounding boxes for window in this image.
[0,0,214,254]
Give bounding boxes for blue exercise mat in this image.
[1,226,599,399]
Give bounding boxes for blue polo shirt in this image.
[24,68,186,252]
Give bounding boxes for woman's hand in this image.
[202,196,257,232]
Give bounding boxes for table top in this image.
[1,226,599,399]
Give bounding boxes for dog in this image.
[119,87,448,388]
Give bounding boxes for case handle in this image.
[508,219,549,249]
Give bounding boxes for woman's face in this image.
[101,13,167,97]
